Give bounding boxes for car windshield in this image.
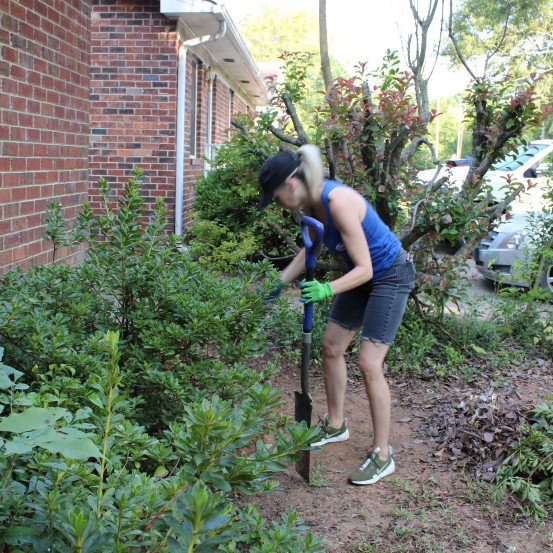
[492,143,549,171]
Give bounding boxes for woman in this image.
[258,144,416,485]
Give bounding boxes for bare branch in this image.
[269,125,304,147]
[282,92,309,145]
[401,135,439,164]
[319,0,333,90]
[448,0,478,80]
[266,219,300,253]
[484,4,513,71]
[406,0,444,121]
[324,136,337,180]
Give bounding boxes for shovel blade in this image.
[295,390,312,482]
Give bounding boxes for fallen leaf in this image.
[483,432,494,443]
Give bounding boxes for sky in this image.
[220,0,470,98]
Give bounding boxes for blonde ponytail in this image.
[297,144,324,203]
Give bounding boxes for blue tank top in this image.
[319,180,401,278]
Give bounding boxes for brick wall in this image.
[233,93,249,118]
[1,0,262,274]
[0,0,91,273]
[89,0,178,226]
[211,75,231,145]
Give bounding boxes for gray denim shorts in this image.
[328,250,416,345]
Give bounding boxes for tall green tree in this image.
[236,3,347,135]
[238,5,319,61]
[446,0,552,136]
[446,0,551,75]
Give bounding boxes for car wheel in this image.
[540,262,553,296]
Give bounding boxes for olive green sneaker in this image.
[349,447,395,485]
[311,414,349,447]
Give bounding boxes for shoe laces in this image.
[360,447,381,470]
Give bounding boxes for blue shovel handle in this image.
[300,216,324,332]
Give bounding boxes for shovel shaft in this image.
[300,330,312,395]
[295,216,324,482]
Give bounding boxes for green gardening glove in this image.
[300,279,333,303]
[263,279,285,306]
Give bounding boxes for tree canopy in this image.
[446,0,552,75]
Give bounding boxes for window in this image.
[228,89,234,137]
[190,57,199,157]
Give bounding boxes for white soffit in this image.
[160,0,269,106]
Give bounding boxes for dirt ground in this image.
[248,353,553,553]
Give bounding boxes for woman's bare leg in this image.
[321,321,356,428]
[358,339,391,461]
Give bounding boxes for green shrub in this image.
[193,165,259,231]
[494,400,553,520]
[386,305,438,372]
[0,335,321,551]
[0,171,286,427]
[0,171,324,550]
[187,220,258,271]
[190,132,305,265]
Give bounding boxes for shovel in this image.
[295,215,324,482]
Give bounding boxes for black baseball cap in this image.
[258,150,301,208]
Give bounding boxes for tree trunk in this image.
[319,0,333,91]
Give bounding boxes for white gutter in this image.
[204,66,214,176]
[175,43,187,237]
[174,15,226,236]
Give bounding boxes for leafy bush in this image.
[494,400,553,520]
[0,341,322,551]
[187,220,258,271]
[0,171,324,551]
[193,164,259,231]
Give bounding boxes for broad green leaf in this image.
[88,394,104,409]
[0,373,14,389]
[4,439,34,455]
[202,513,232,531]
[42,436,101,459]
[0,407,68,433]
[0,525,42,545]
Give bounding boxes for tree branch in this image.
[282,92,309,145]
[456,181,526,258]
[266,219,300,253]
[319,0,333,91]
[269,125,304,146]
[324,136,337,180]
[484,4,513,71]
[448,0,478,80]
[231,117,248,137]
[402,135,439,164]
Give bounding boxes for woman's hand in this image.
[300,279,333,303]
[263,280,285,306]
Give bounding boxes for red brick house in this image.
[0,0,268,274]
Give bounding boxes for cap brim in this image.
[258,191,273,209]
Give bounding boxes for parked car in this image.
[445,156,472,168]
[418,140,553,206]
[473,209,553,296]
